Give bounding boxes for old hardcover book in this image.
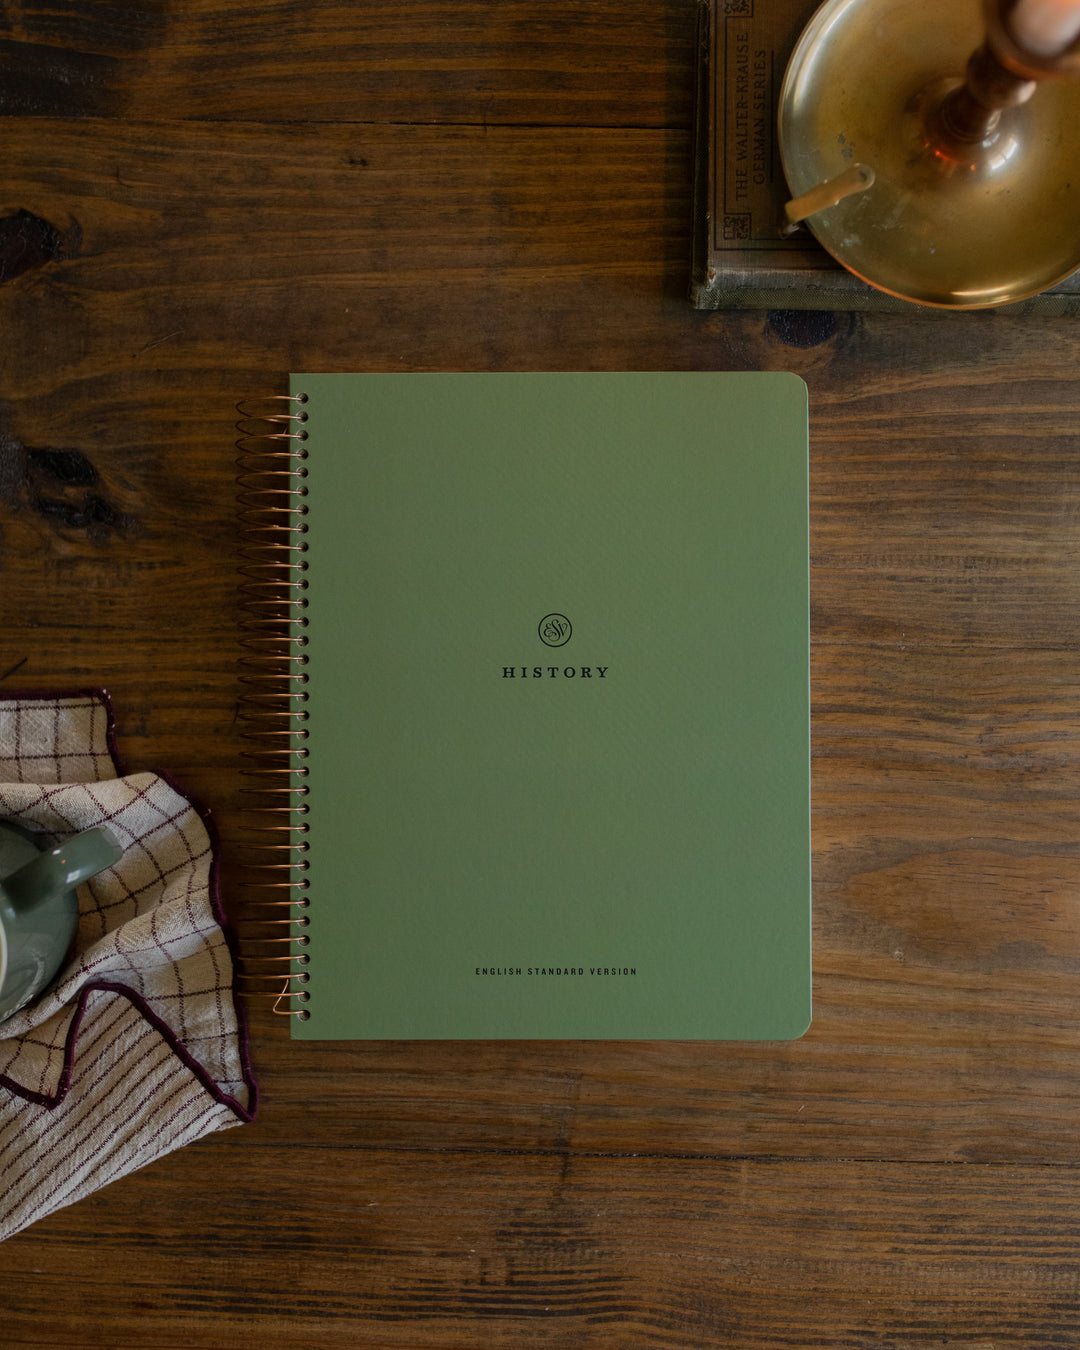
[690,0,1080,313]
[282,372,811,1040]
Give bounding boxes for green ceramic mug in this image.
[0,820,124,1026]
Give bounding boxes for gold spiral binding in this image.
[235,393,311,1019]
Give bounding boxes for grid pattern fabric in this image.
[0,693,256,1241]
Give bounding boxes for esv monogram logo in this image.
[503,613,606,678]
[538,614,572,647]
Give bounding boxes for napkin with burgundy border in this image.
[0,691,256,1241]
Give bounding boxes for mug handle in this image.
[2,826,124,911]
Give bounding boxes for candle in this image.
[1010,0,1080,57]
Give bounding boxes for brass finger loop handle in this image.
[781,164,876,235]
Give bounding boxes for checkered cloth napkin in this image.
[0,692,256,1241]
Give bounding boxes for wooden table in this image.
[5,2,1080,1344]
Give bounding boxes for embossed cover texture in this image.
[293,372,810,1039]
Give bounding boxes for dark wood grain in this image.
[8,1142,1080,1347]
[4,0,1080,1342]
[0,1,694,126]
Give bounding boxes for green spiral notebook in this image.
[288,371,810,1039]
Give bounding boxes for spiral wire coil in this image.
[234,394,311,1018]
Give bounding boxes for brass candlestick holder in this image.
[778,0,1080,307]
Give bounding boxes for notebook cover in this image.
[291,371,810,1039]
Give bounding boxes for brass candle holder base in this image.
[778,0,1080,308]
